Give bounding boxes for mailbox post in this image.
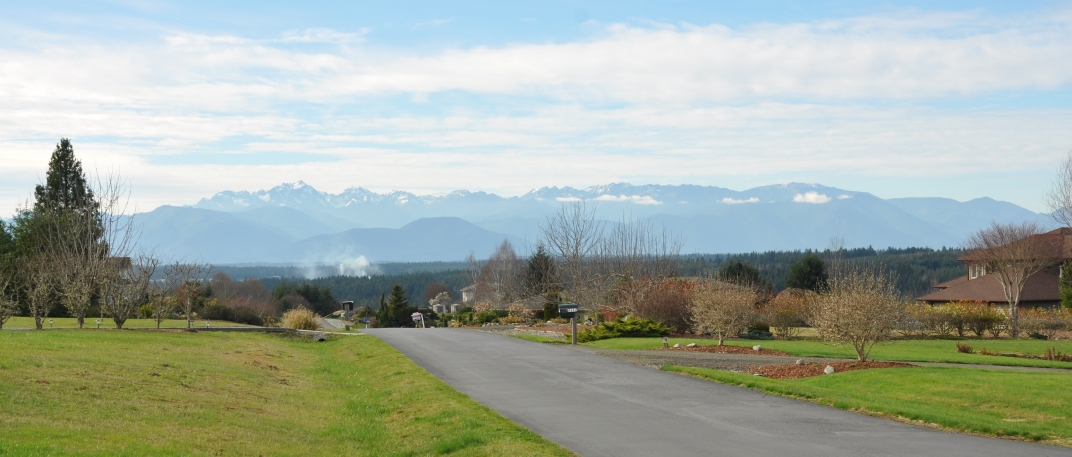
[558,303,579,345]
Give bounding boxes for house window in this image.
[969,264,986,279]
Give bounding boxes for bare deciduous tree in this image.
[541,202,606,312]
[101,255,159,329]
[1046,149,1072,228]
[540,202,683,317]
[963,221,1056,338]
[0,275,17,329]
[689,280,758,346]
[163,260,211,328]
[25,258,53,330]
[476,239,524,306]
[810,265,901,361]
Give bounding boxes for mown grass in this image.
[508,334,566,344]
[586,337,1072,368]
[664,365,1072,447]
[4,316,253,329]
[0,330,573,456]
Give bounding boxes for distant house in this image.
[916,228,1071,309]
[460,284,477,303]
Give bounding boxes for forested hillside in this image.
[250,247,965,309]
[678,247,965,298]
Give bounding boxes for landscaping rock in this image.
[685,343,696,347]
[752,345,762,351]
[824,365,835,375]
[673,343,681,348]
[796,359,804,365]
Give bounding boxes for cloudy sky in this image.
[2,0,1072,213]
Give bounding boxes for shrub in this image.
[764,289,813,340]
[497,315,525,325]
[576,317,672,343]
[475,310,508,324]
[956,342,974,354]
[139,303,153,319]
[542,302,558,320]
[809,266,900,362]
[628,278,694,333]
[201,302,235,322]
[1020,308,1067,339]
[281,307,320,330]
[689,281,759,345]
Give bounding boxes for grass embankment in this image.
[586,337,1072,368]
[665,365,1072,446]
[4,316,254,329]
[0,331,572,456]
[508,334,566,344]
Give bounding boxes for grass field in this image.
[585,337,1072,368]
[665,365,1072,447]
[508,333,567,344]
[3,316,254,329]
[0,330,572,456]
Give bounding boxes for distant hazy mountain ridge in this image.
[130,181,1044,265]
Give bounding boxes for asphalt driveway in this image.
[366,328,1070,457]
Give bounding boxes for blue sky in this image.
[2,0,1072,212]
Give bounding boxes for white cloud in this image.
[594,194,663,205]
[793,192,832,204]
[555,196,582,202]
[837,194,853,199]
[2,11,1072,211]
[721,197,759,204]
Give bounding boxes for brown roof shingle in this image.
[917,268,1060,304]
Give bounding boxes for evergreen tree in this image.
[785,252,828,293]
[718,259,771,291]
[34,138,97,215]
[524,243,556,296]
[384,284,416,327]
[375,291,388,328]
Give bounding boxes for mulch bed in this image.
[662,345,792,356]
[749,361,915,380]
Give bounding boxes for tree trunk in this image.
[77,315,84,329]
[1011,302,1019,338]
[34,316,43,330]
[717,333,725,346]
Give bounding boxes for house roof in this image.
[931,276,968,290]
[917,268,1060,304]
[958,227,1072,263]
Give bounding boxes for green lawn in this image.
[665,365,1072,447]
[508,333,567,344]
[0,330,572,456]
[3,316,254,329]
[585,337,1072,369]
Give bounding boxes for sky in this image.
[2,0,1072,213]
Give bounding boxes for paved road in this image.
[366,328,1070,457]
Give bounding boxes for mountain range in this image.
[130,181,1045,265]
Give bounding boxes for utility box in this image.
[558,303,578,319]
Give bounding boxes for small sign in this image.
[558,303,578,319]
[411,312,423,321]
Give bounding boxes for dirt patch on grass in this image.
[750,361,914,379]
[662,345,792,356]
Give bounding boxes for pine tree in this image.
[34,138,96,214]
[525,243,556,296]
[387,284,413,327]
[718,259,771,291]
[785,252,828,293]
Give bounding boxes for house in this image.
[460,284,477,303]
[916,228,1071,309]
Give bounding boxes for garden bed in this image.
[749,361,914,379]
[662,345,792,356]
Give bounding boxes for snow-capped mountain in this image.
[130,181,1046,264]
